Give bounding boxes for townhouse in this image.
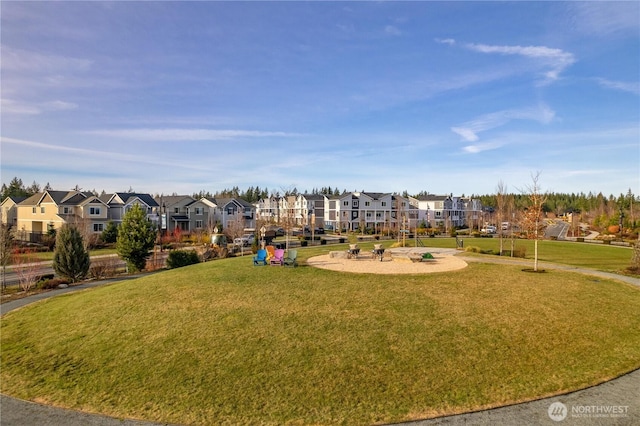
[324,192,418,232]
[153,196,256,235]
[409,194,484,231]
[3,187,483,242]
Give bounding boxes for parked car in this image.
[481,226,497,234]
[234,234,254,247]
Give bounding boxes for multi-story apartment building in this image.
[409,194,484,231]
[256,193,327,228]
[255,195,281,224]
[324,192,417,232]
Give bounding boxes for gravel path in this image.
[1,253,638,425]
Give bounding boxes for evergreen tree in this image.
[101,221,119,243]
[53,224,90,282]
[116,204,157,272]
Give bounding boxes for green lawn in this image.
[414,237,634,273]
[1,246,639,425]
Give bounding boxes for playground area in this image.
[306,247,468,274]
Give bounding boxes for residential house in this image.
[14,190,109,242]
[1,195,27,228]
[100,192,160,226]
[201,197,256,233]
[155,195,196,233]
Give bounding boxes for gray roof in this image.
[414,194,449,202]
[102,192,159,207]
[154,195,193,207]
[19,190,93,206]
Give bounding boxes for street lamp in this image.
[260,225,266,248]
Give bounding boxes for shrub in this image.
[166,250,200,269]
[465,246,482,253]
[90,257,120,279]
[53,224,90,283]
[38,278,70,289]
[514,246,527,258]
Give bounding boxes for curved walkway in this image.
[1,259,638,426]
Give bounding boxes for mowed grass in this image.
[420,237,634,273]
[1,247,640,425]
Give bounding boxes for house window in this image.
[93,223,104,232]
[382,202,386,206]
[63,207,71,214]
[195,220,203,229]
[227,207,234,215]
[195,207,203,215]
[364,201,370,207]
[353,201,358,207]
[89,207,101,215]
[41,207,45,214]
[32,207,37,214]
[174,207,180,214]
[343,201,349,206]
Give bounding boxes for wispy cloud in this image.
[1,45,92,73]
[1,98,78,115]
[595,78,640,95]
[1,99,41,115]
[437,38,575,84]
[568,2,640,37]
[462,140,505,154]
[1,136,209,170]
[451,104,556,143]
[84,128,304,141]
[384,25,401,36]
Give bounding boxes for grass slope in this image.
[1,248,639,425]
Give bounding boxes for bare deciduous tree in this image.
[12,248,42,292]
[520,172,548,272]
[0,210,15,289]
[496,181,507,255]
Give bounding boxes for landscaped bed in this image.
[1,247,639,425]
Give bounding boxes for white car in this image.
[234,234,254,247]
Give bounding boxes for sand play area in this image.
[306,247,468,274]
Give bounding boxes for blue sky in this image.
[1,1,638,197]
